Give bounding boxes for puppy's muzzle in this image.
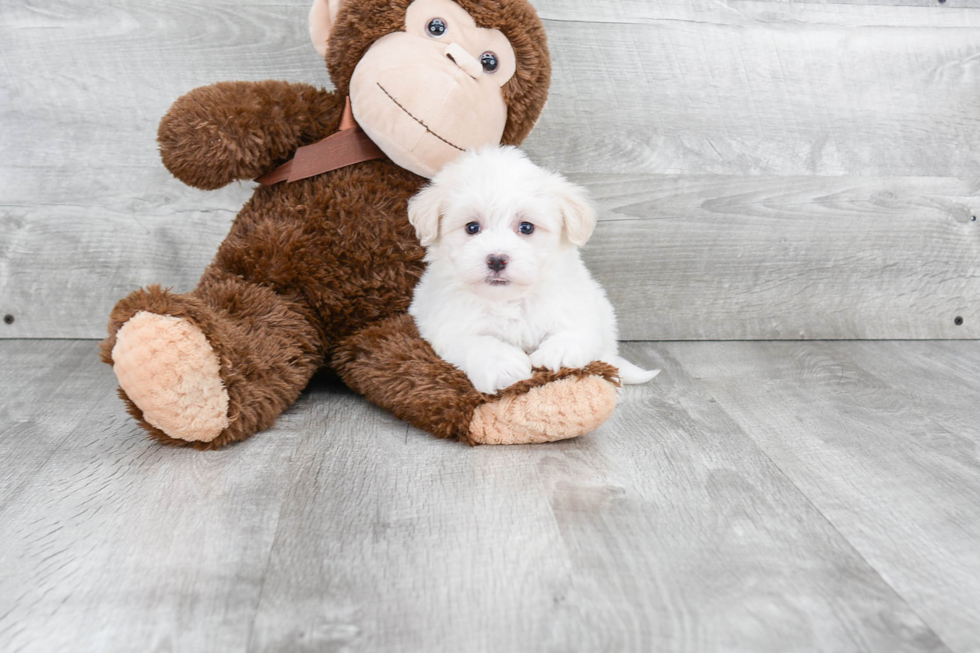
[487,254,508,272]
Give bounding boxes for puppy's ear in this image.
[408,184,443,247]
[551,175,597,247]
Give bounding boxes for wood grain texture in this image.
[0,340,109,514]
[246,383,940,652]
[3,172,976,339]
[581,174,980,339]
[527,0,980,177]
[0,339,963,652]
[665,340,980,653]
[0,340,312,652]
[1,0,979,339]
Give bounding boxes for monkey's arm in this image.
[158,81,342,190]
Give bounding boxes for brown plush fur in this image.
[101,275,324,449]
[158,81,342,192]
[102,0,606,448]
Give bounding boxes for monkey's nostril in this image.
[444,42,482,79]
[487,255,508,272]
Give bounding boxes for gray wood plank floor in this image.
[2,339,979,652]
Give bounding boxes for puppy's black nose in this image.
[487,255,508,272]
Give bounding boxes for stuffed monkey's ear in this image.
[552,175,597,247]
[309,0,344,58]
[408,184,444,247]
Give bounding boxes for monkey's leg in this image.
[331,314,620,445]
[100,271,323,449]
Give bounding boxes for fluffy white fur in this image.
[408,146,660,395]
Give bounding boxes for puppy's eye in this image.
[465,222,481,235]
[518,222,535,235]
[427,18,447,38]
[480,52,499,73]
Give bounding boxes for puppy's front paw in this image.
[530,335,594,372]
[467,348,533,395]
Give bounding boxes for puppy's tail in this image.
[610,356,661,385]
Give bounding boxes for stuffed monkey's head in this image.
[310,0,551,178]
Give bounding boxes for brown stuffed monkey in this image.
[100,0,621,449]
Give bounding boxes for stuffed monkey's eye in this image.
[518,222,534,235]
[465,222,481,235]
[480,52,499,73]
[427,18,447,38]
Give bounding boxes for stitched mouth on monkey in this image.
[377,83,464,153]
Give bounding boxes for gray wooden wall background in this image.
[1,0,978,340]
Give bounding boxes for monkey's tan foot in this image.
[468,364,620,445]
[111,311,229,443]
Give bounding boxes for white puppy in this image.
[407,146,659,395]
